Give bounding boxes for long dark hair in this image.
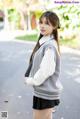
[29,11,60,64]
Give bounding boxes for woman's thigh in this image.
[33,108,53,119]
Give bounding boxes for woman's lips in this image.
[40,29,46,32]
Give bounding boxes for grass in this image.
[15,34,80,49]
[60,39,80,49]
[16,34,38,41]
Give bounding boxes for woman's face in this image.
[39,17,54,36]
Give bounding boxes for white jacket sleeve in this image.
[25,48,56,86]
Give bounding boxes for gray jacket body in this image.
[30,39,62,100]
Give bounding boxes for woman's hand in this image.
[24,77,34,86]
[24,77,28,85]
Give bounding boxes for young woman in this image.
[24,11,63,119]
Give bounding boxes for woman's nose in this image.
[40,24,45,28]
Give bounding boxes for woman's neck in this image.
[39,35,54,45]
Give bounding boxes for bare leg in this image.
[33,108,53,119]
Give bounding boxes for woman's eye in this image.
[39,21,42,24]
[45,21,49,25]
[45,22,49,25]
[39,21,50,26]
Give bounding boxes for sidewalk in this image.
[0,30,27,41]
[0,29,37,41]
[61,46,80,55]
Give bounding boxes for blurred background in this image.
[0,0,80,48]
[0,1,80,119]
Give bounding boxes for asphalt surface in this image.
[0,40,80,119]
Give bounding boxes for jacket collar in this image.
[39,35,54,45]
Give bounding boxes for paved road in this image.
[0,40,80,119]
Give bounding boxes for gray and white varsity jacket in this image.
[25,35,63,100]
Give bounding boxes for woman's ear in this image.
[53,26,57,31]
[53,23,60,30]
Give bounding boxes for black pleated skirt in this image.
[33,96,60,110]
